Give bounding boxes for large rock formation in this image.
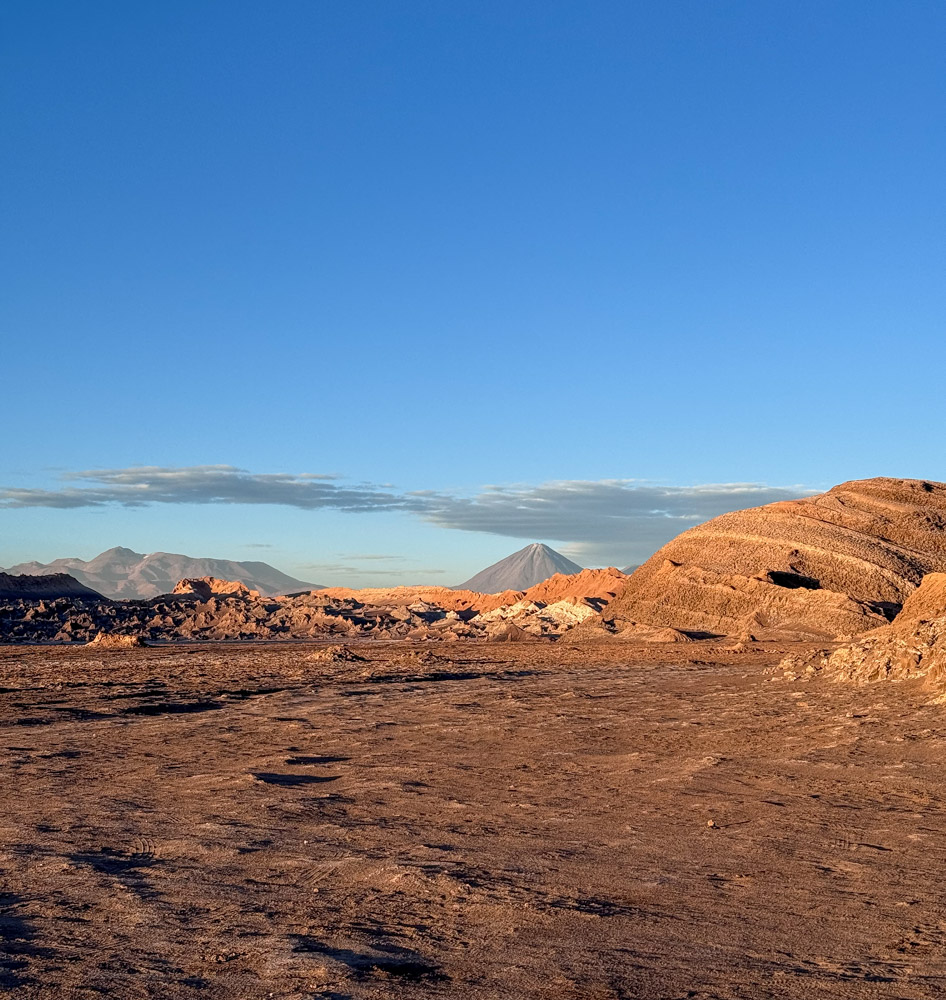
[171,576,261,600]
[594,478,946,640]
[0,572,103,601]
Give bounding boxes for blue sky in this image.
[2,1,944,586]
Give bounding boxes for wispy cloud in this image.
[0,466,425,513]
[334,553,405,562]
[423,480,810,549]
[0,465,812,563]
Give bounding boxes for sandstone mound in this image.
[171,576,260,600]
[402,648,451,666]
[305,644,369,664]
[616,624,694,643]
[784,572,946,687]
[590,478,946,640]
[486,622,538,642]
[0,572,103,601]
[85,633,147,648]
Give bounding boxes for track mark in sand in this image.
[253,772,340,786]
[826,830,892,853]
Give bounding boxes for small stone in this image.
[706,819,717,828]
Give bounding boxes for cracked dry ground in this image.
[2,643,946,998]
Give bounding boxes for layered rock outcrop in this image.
[592,478,946,640]
[783,573,946,687]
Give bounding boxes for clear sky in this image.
[2,1,944,586]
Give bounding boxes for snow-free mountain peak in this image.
[456,543,582,593]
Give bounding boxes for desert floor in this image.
[2,641,946,999]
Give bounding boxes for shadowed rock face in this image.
[0,572,103,601]
[596,478,946,640]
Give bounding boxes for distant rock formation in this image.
[0,568,625,644]
[457,543,582,593]
[320,567,625,615]
[171,577,261,600]
[1,546,319,599]
[591,478,946,640]
[86,633,148,648]
[782,573,946,687]
[518,567,625,606]
[0,572,103,600]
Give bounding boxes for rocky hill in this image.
[2,547,319,599]
[589,478,946,640]
[0,572,103,601]
[457,543,582,592]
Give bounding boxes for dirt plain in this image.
[2,640,946,998]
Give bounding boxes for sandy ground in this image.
[2,640,946,999]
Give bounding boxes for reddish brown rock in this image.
[171,577,261,600]
[591,478,946,640]
[785,572,946,688]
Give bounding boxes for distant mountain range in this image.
[1,547,320,600]
[457,543,582,593]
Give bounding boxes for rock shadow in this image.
[0,892,50,988]
[253,772,340,786]
[285,755,350,766]
[71,846,161,901]
[292,936,447,983]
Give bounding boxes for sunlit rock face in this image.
[593,478,946,640]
